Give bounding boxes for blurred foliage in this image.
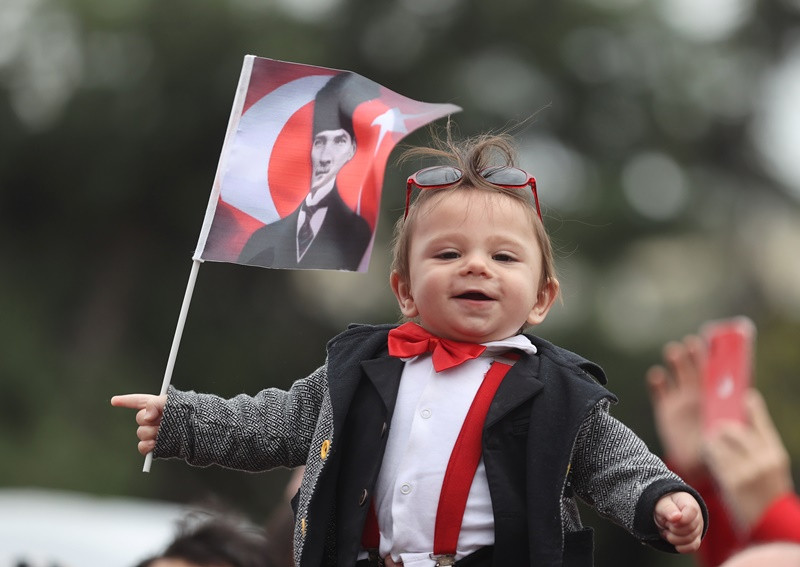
[2,0,800,564]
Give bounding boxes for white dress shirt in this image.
[371,335,538,566]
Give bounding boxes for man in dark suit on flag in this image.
[238,73,376,271]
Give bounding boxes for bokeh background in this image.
[2,0,800,564]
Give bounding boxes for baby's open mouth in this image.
[456,292,492,301]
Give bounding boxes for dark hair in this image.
[391,128,557,295]
[134,511,273,567]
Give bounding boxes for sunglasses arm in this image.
[404,181,415,220]
[530,178,542,220]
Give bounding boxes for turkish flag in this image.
[194,56,460,272]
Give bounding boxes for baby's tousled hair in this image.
[390,127,558,297]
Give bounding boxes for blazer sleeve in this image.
[570,400,709,552]
[152,365,328,471]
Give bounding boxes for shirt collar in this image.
[482,334,537,356]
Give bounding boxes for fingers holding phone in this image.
[704,389,794,531]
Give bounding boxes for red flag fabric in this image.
[194,56,461,272]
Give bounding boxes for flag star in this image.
[371,107,412,154]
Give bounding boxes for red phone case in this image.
[701,317,755,433]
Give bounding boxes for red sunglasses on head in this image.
[405,165,542,220]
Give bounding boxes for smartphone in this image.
[700,316,756,434]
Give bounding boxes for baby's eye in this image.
[493,253,517,263]
[436,251,460,260]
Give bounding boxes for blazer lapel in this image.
[361,356,404,414]
[486,354,543,428]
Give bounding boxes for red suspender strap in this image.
[362,500,380,549]
[433,359,512,556]
[361,357,517,558]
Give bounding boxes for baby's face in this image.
[391,190,556,343]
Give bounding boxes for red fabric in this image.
[362,501,380,549]
[750,492,800,544]
[433,360,511,554]
[388,323,487,372]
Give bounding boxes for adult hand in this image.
[704,389,794,532]
[111,393,167,455]
[646,335,707,479]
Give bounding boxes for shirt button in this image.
[400,483,412,495]
[358,489,369,506]
[420,408,432,419]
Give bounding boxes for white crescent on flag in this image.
[220,74,332,225]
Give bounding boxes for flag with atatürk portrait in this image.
[194,56,461,272]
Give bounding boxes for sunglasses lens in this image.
[414,166,463,187]
[482,166,528,186]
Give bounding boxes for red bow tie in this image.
[388,322,487,372]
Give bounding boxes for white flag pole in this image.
[143,56,254,473]
[143,258,202,472]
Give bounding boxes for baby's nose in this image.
[461,253,490,276]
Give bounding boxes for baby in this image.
[114,131,706,566]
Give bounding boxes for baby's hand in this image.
[111,393,167,455]
[654,491,704,553]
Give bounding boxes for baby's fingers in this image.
[135,404,163,427]
[112,394,166,426]
[137,438,157,456]
[670,533,702,554]
[113,393,165,455]
[137,423,160,441]
[659,519,702,553]
[654,498,682,528]
[136,425,160,455]
[660,507,702,553]
[111,393,153,410]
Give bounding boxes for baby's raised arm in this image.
[111,393,167,455]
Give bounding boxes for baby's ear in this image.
[526,278,559,326]
[390,271,418,318]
